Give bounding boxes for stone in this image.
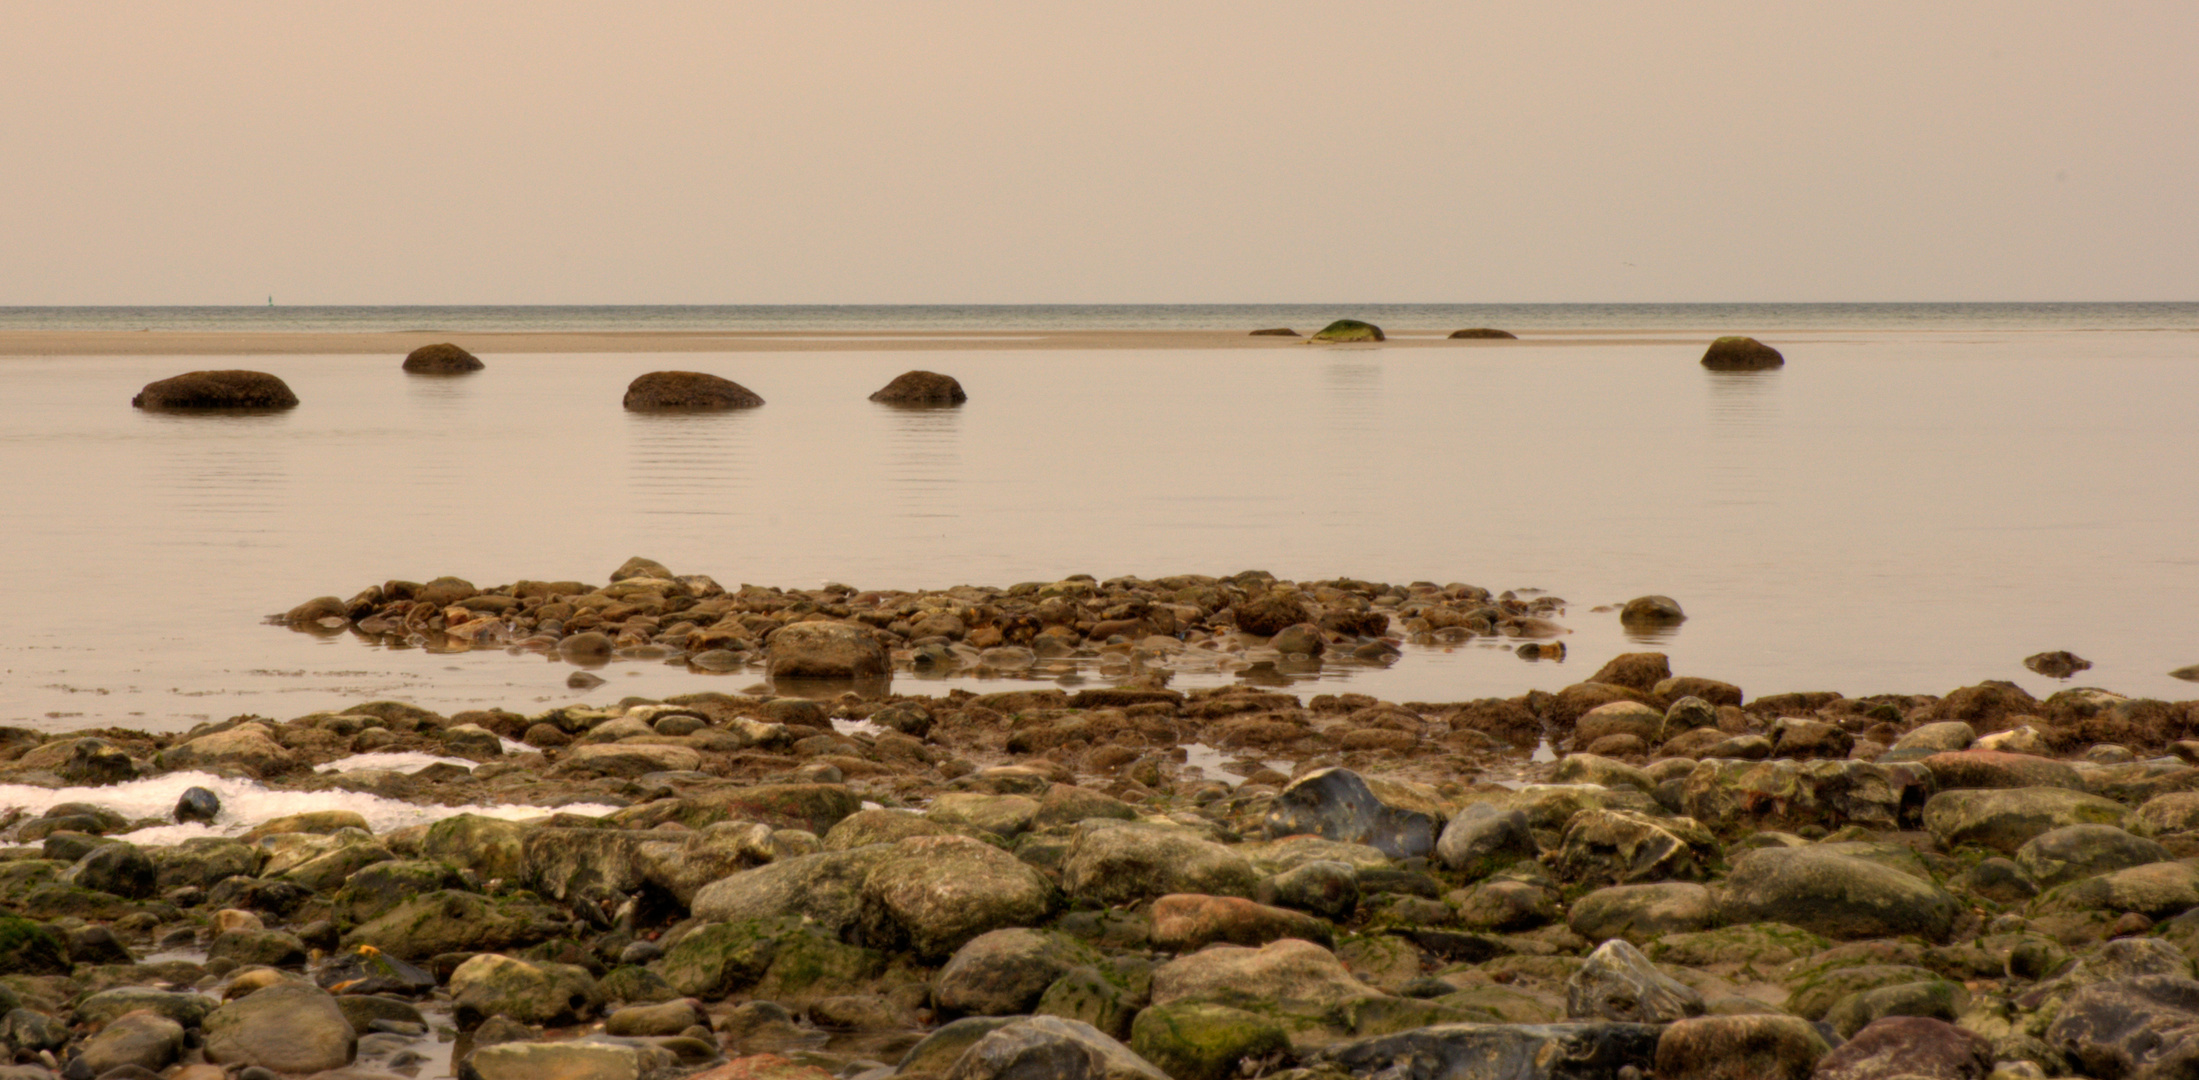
[869,370,967,405]
[450,953,602,1029]
[604,1000,708,1038]
[691,847,889,934]
[1229,590,1313,636]
[1813,1016,1993,1080]
[1821,979,1968,1039]
[402,343,484,373]
[764,621,888,680]
[1269,622,1325,658]
[1149,939,1384,1021]
[202,984,357,1074]
[2024,650,2092,678]
[896,1018,1023,1079]
[1448,327,1517,339]
[1317,1023,1661,1079]
[1061,822,1259,906]
[1652,1014,1830,1080]
[1149,893,1334,951]
[1920,750,2081,790]
[2049,974,2199,1080]
[70,1009,185,1077]
[2136,791,2199,837]
[318,945,437,996]
[1128,1003,1289,1080]
[1769,717,1853,760]
[74,989,216,1030]
[1679,758,1923,834]
[2041,860,2199,920]
[461,1040,678,1080]
[942,1016,1167,1080]
[132,369,298,409]
[1553,808,1716,886]
[1550,753,1656,793]
[1700,336,1784,370]
[342,890,567,960]
[1717,846,1957,942]
[856,834,1057,959]
[1434,803,1538,878]
[1566,938,1704,1024]
[934,929,1095,1017]
[1258,859,1360,921]
[207,929,308,967]
[1619,595,1686,624]
[1923,786,2129,854]
[1589,653,1672,692]
[1037,966,1139,1040]
[154,723,299,778]
[66,842,155,899]
[622,370,763,410]
[927,793,1040,838]
[1309,319,1384,343]
[174,785,221,824]
[1451,877,1557,932]
[1567,882,1718,945]
[2016,824,2171,888]
[1890,721,1977,755]
[1262,767,1445,859]
[1249,328,1299,337]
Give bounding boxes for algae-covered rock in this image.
[403,343,484,373]
[869,370,967,405]
[1820,978,1968,1038]
[1923,786,2129,854]
[132,369,299,410]
[1700,337,1784,370]
[1434,803,1538,878]
[1653,1014,1830,1080]
[2039,860,2199,920]
[341,889,568,961]
[450,953,602,1029]
[1062,822,1258,906]
[691,847,889,934]
[1568,882,1719,945]
[857,834,1057,959]
[622,370,763,410]
[1718,847,1957,942]
[1553,808,1717,886]
[73,1009,186,1076]
[943,1015,1167,1080]
[1309,319,1384,343]
[1646,923,1827,971]
[2048,974,2199,1080]
[1149,893,1335,951]
[1129,1002,1288,1080]
[934,928,1097,1017]
[1448,328,1517,339]
[2016,823,2170,888]
[1317,1023,1661,1079]
[1813,1016,1993,1080]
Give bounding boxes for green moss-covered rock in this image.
[331,859,467,925]
[0,915,70,976]
[341,890,567,961]
[596,965,680,1005]
[1448,328,1517,339]
[1131,1002,1289,1080]
[656,918,795,998]
[1037,965,1141,1040]
[856,834,1058,959]
[1310,319,1385,343]
[1700,336,1784,370]
[1647,923,1828,973]
[1821,978,1968,1038]
[449,953,602,1029]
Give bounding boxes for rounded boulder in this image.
[402,343,484,373]
[869,369,967,405]
[1700,336,1784,370]
[622,370,763,410]
[132,370,298,410]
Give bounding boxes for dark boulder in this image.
[175,786,222,824]
[402,343,484,373]
[1310,319,1384,343]
[2049,975,2199,1080]
[2024,650,2092,678]
[1814,1016,1993,1080]
[869,370,967,405]
[1448,328,1517,339]
[765,621,890,681]
[1262,767,1445,860]
[1318,1022,1660,1079]
[1620,595,1686,625]
[1248,328,1299,337]
[1700,336,1784,370]
[622,371,763,410]
[132,369,299,410]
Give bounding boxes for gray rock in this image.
[935,929,1096,1018]
[1567,882,1719,945]
[202,984,357,1074]
[857,835,1058,959]
[1257,860,1359,921]
[73,988,216,1030]
[450,953,601,1029]
[1717,847,1957,942]
[174,786,221,824]
[1262,767,1445,860]
[1922,786,2129,854]
[1434,804,1537,878]
[1318,1022,1661,1079]
[1553,808,1716,886]
[2049,975,2199,1080]
[1821,979,1968,1039]
[70,1010,184,1077]
[690,847,890,935]
[1889,721,1977,755]
[1566,938,1704,1024]
[942,1015,1167,1080]
[2016,823,2171,888]
[64,842,155,899]
[1061,822,1258,906]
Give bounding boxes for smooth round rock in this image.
[869,370,967,405]
[132,370,298,410]
[622,371,763,410]
[1700,337,1784,370]
[402,343,484,373]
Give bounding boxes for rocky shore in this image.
[8,571,2199,1079]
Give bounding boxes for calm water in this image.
[4,312,2197,733]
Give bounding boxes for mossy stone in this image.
[0,915,70,976]
[1130,1001,1289,1080]
[1310,319,1385,343]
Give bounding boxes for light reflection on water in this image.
[4,331,2199,732]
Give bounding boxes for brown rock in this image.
[132,369,298,410]
[1700,336,1784,370]
[1149,893,1334,951]
[402,343,484,373]
[1448,328,1518,339]
[623,371,764,410]
[869,370,967,405]
[1591,652,1672,692]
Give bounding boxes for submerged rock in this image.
[1700,336,1784,370]
[869,370,967,405]
[1619,595,1686,625]
[1309,319,1384,343]
[402,342,484,373]
[1448,327,1518,339]
[132,369,299,410]
[1248,328,1299,337]
[622,371,764,410]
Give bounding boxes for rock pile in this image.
[6,637,2199,1078]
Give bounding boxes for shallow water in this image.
[4,327,2198,733]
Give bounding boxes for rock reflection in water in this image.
[877,400,963,522]
[626,408,754,518]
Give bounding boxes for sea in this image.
[4,303,2197,738]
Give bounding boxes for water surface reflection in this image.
[625,411,755,518]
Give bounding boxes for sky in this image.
[3,2,2195,305]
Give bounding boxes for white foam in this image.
[318,751,478,774]
[0,771,614,846]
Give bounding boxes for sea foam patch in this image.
[0,770,613,846]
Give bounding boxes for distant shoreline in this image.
[0,328,1727,356]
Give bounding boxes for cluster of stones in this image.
[278,558,1591,688]
[129,350,963,414]
[9,639,2199,1079]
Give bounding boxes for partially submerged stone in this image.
[1448,328,1517,339]
[869,370,967,405]
[132,369,298,410]
[622,370,764,410]
[1700,336,1784,370]
[402,342,484,373]
[1309,319,1384,343]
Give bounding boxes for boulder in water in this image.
[1620,595,1687,625]
[174,785,221,824]
[1448,328,1517,339]
[2024,650,2092,678]
[1700,336,1784,370]
[402,343,484,373]
[622,370,764,410]
[869,369,967,405]
[132,370,298,410]
[1249,327,1300,337]
[1310,319,1384,343]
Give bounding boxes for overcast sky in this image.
[4,2,2194,305]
